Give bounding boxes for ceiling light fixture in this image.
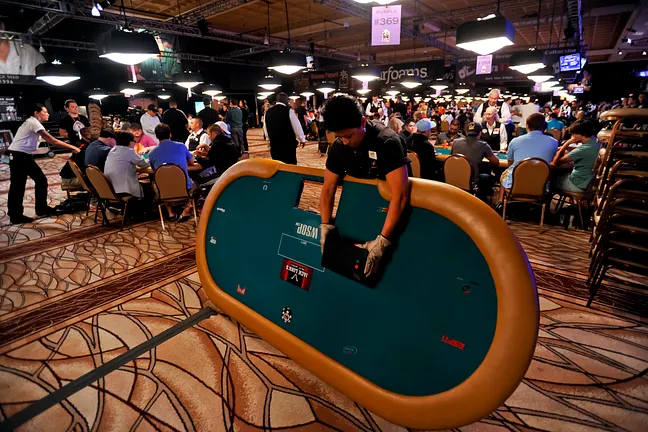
[157,89,172,100]
[201,84,222,96]
[173,71,203,89]
[214,95,227,101]
[455,9,514,55]
[357,88,371,95]
[88,88,109,101]
[351,65,381,81]
[119,82,144,96]
[300,89,315,97]
[386,86,400,96]
[259,75,281,91]
[455,88,470,94]
[527,67,554,83]
[35,61,80,86]
[316,81,336,94]
[401,73,422,89]
[509,50,545,74]
[288,93,300,101]
[97,29,159,65]
[267,1,306,75]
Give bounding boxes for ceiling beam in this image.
[162,0,259,25]
[27,11,66,36]
[607,1,646,62]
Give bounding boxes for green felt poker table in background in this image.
[435,146,509,167]
[197,159,539,429]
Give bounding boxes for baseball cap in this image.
[216,121,231,137]
[466,122,483,136]
[147,104,157,111]
[416,118,436,132]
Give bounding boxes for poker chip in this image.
[281,307,292,323]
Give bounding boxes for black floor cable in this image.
[0,307,216,431]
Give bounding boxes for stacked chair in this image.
[586,108,648,307]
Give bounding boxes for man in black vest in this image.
[265,92,307,164]
[480,106,508,152]
[474,88,513,140]
[185,117,210,151]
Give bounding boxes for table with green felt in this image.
[435,146,509,167]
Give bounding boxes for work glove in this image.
[320,223,336,253]
[360,234,392,277]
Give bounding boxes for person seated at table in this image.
[127,123,157,154]
[406,119,437,180]
[85,129,116,171]
[480,106,508,152]
[148,123,196,222]
[104,132,152,215]
[193,123,241,177]
[400,118,416,141]
[436,120,464,146]
[60,127,92,187]
[185,117,211,151]
[546,112,565,139]
[451,122,500,198]
[552,119,600,192]
[497,113,558,203]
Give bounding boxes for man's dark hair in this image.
[322,95,364,131]
[230,98,239,106]
[526,113,546,132]
[203,97,212,106]
[155,123,172,140]
[450,119,460,127]
[99,129,116,139]
[128,122,142,131]
[169,100,178,107]
[80,127,92,140]
[192,117,203,127]
[120,122,131,131]
[276,92,289,105]
[116,132,134,147]
[550,112,558,119]
[207,124,223,136]
[569,118,597,137]
[64,99,77,108]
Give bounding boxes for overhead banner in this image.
[372,5,401,46]
[376,60,444,86]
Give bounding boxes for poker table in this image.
[196,159,539,429]
[435,146,509,168]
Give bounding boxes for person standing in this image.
[392,96,408,119]
[473,89,511,125]
[226,98,247,155]
[558,100,572,119]
[365,95,386,117]
[294,98,309,135]
[8,103,80,224]
[198,97,219,129]
[58,99,90,147]
[239,99,250,146]
[140,104,161,145]
[518,97,540,135]
[162,100,189,144]
[265,92,307,164]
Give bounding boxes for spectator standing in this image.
[226,98,247,154]
[518,97,540,135]
[198,97,219,129]
[140,104,161,144]
[58,99,90,146]
[162,100,189,144]
[265,92,307,164]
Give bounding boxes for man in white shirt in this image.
[558,100,572,119]
[140,104,161,145]
[8,103,80,224]
[474,89,511,125]
[0,22,46,76]
[185,117,211,151]
[519,97,541,135]
[264,92,307,164]
[365,95,386,117]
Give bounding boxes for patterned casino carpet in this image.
[1,129,647,431]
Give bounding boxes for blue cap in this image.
[416,118,436,132]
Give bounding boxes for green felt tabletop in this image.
[204,171,498,397]
[435,146,508,160]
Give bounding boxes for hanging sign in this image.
[476,55,493,75]
[371,5,401,46]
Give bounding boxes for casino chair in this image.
[547,129,562,142]
[444,154,474,194]
[67,160,96,216]
[153,163,198,231]
[85,165,132,231]
[440,120,449,133]
[502,157,551,229]
[407,151,421,178]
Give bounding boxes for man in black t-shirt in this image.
[162,100,189,144]
[320,95,410,277]
[197,97,219,129]
[294,98,309,134]
[59,99,90,146]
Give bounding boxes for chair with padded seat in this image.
[153,163,198,231]
[547,129,562,141]
[67,160,95,216]
[85,165,132,231]
[407,151,421,178]
[502,158,551,229]
[444,154,474,193]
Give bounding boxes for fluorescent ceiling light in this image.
[157,89,172,100]
[288,94,300,100]
[97,29,159,65]
[455,88,470,94]
[431,84,448,91]
[89,88,109,100]
[357,88,371,95]
[300,89,315,97]
[119,82,144,96]
[456,16,515,56]
[259,91,274,97]
[386,89,400,96]
[268,51,306,75]
[201,85,222,96]
[510,63,545,74]
[316,81,336,93]
[528,74,553,83]
[351,65,381,81]
[509,50,545,74]
[173,72,203,89]
[259,75,281,91]
[214,95,227,101]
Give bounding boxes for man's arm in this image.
[320,169,340,224]
[501,103,511,123]
[381,165,409,239]
[484,145,499,166]
[37,130,80,153]
[499,125,508,151]
[552,137,577,165]
[474,105,483,123]
[288,109,306,143]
